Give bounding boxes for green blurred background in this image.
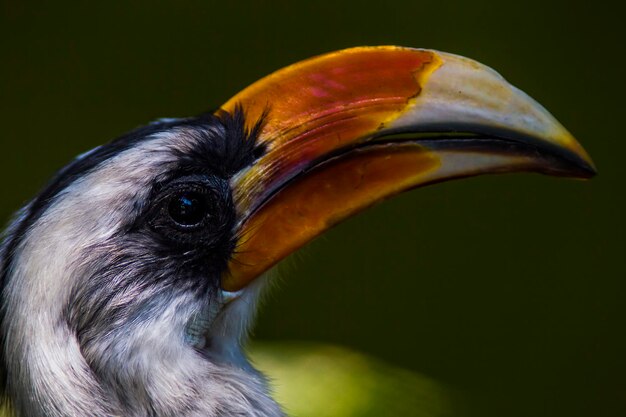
[1,1,623,416]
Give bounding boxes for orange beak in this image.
[219,46,595,292]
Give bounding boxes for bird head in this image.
[0,46,594,417]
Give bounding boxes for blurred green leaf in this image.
[250,342,457,417]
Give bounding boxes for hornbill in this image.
[0,46,595,417]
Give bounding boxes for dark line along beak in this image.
[218,46,596,292]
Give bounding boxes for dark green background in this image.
[1,1,623,416]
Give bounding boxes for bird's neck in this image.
[2,254,281,417]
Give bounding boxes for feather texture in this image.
[0,111,281,416]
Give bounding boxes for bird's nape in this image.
[0,46,594,417]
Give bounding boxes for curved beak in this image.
[220,46,596,291]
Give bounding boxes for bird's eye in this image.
[168,191,209,227]
[147,176,235,247]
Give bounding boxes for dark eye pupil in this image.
[168,192,208,226]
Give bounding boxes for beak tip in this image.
[569,141,597,179]
[574,162,597,180]
[555,151,597,179]
[547,131,596,179]
[580,160,598,179]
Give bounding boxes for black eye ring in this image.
[168,190,210,228]
[146,175,235,247]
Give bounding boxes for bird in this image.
[0,46,595,417]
